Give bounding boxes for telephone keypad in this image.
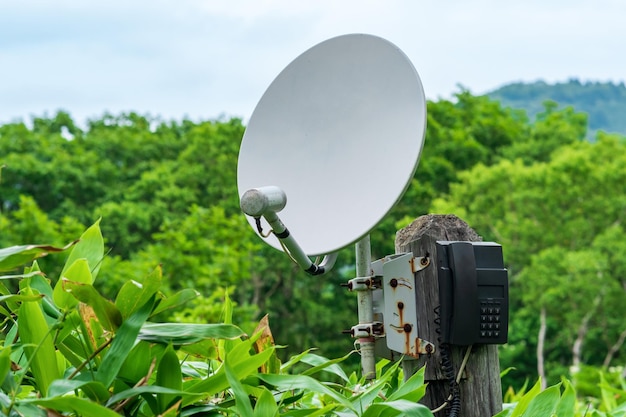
[479,299,504,340]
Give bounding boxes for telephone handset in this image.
[436,241,508,346]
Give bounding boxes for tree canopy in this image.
[1,91,624,389]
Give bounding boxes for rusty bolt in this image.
[390,278,398,288]
[425,344,434,354]
[420,257,429,266]
[340,282,353,290]
[403,323,412,333]
[397,301,404,310]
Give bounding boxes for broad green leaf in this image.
[0,271,45,281]
[300,352,352,383]
[25,263,51,296]
[11,402,47,417]
[25,396,120,417]
[27,265,61,319]
[179,339,219,360]
[17,286,61,396]
[362,400,434,417]
[218,292,234,361]
[118,341,165,384]
[0,293,44,304]
[60,219,104,281]
[157,344,183,413]
[152,288,200,316]
[281,349,314,373]
[387,365,427,402]
[183,347,275,406]
[555,379,576,417]
[62,278,122,330]
[225,361,254,417]
[0,242,75,273]
[0,346,11,385]
[116,265,162,319]
[107,385,195,407]
[493,404,514,417]
[47,379,110,403]
[509,379,543,417]
[600,373,617,412]
[352,360,402,411]
[253,387,279,417]
[256,373,354,410]
[281,404,338,417]
[96,296,154,388]
[521,384,560,417]
[53,258,93,309]
[138,322,244,345]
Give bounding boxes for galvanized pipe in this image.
[355,235,376,380]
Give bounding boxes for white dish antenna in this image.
[237,34,426,272]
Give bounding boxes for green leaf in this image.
[17,286,61,396]
[387,365,427,403]
[47,379,110,403]
[218,292,235,361]
[0,293,44,304]
[183,347,275,406]
[600,372,618,412]
[60,219,104,281]
[509,379,543,417]
[555,379,576,417]
[352,360,402,412]
[362,400,434,417]
[117,341,164,384]
[0,271,45,281]
[281,349,315,373]
[138,322,244,345]
[253,387,279,417]
[25,396,120,417]
[256,373,354,410]
[152,288,200,316]
[300,352,352,383]
[116,265,163,319]
[27,264,61,319]
[0,346,11,385]
[107,385,194,407]
[62,278,122,330]
[157,344,183,413]
[0,242,76,273]
[520,384,560,417]
[53,258,93,309]
[96,295,154,388]
[225,361,254,417]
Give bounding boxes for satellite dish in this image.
[237,33,426,258]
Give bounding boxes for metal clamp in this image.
[341,276,382,291]
[342,322,384,338]
[410,256,430,273]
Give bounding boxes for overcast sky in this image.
[1,0,624,125]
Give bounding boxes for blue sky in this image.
[1,0,625,125]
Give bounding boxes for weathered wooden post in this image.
[395,214,503,417]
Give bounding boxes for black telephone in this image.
[436,241,509,346]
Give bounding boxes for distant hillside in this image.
[487,79,626,137]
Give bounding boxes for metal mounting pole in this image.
[355,235,376,380]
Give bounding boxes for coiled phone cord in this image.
[432,306,473,417]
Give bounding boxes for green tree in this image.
[432,133,626,387]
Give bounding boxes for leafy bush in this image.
[0,220,433,416]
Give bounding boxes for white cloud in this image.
[1,0,625,124]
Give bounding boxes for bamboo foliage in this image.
[0,221,434,416]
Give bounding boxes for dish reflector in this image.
[237,34,426,256]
